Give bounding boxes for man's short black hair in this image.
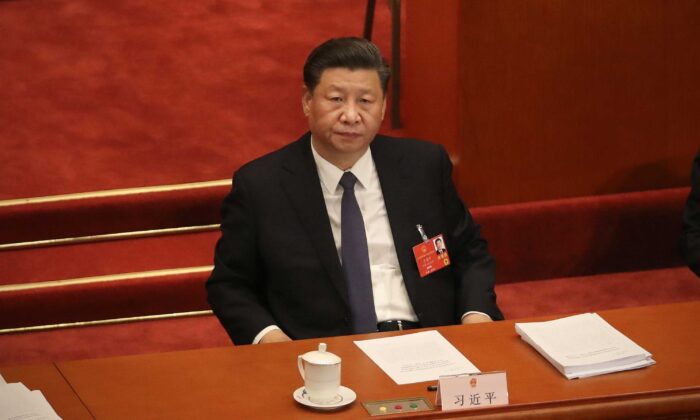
[303,37,391,95]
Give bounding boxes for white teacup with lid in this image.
[297,343,341,404]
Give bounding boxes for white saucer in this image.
[293,385,356,410]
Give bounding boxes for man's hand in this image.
[461,313,492,324]
[259,329,292,344]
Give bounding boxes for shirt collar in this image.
[310,137,374,193]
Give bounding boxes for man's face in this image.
[303,68,386,170]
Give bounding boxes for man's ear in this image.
[302,85,312,116]
[381,95,387,120]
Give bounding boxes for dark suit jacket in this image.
[207,133,503,345]
[682,149,700,277]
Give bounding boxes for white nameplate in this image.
[436,371,509,411]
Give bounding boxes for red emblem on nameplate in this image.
[470,378,477,388]
[412,234,451,278]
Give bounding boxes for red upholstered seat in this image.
[474,187,689,283]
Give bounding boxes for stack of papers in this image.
[0,374,61,419]
[515,313,655,379]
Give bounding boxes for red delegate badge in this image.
[412,234,451,278]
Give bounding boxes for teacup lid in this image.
[301,343,341,365]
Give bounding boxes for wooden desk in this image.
[0,363,93,419]
[38,302,700,418]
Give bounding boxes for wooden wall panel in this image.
[403,0,700,206]
[402,0,460,159]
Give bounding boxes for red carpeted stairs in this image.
[0,182,231,364]
[3,183,699,366]
[0,0,402,365]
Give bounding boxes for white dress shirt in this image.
[311,139,419,324]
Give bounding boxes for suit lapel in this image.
[281,134,349,305]
[371,136,422,293]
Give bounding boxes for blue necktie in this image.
[339,172,377,333]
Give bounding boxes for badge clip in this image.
[416,224,428,242]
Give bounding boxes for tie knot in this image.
[339,171,358,190]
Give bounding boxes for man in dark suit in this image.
[207,37,503,345]
[682,150,700,277]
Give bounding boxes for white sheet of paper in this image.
[0,383,62,420]
[354,330,479,384]
[0,374,6,385]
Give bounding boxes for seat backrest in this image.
[472,187,689,283]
